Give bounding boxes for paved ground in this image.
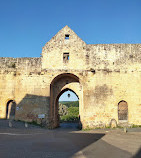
[0,120,140,158]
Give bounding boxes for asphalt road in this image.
[0,120,140,158]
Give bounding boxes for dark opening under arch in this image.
[6,100,16,120]
[50,73,80,128]
[118,100,128,121]
[57,88,80,128]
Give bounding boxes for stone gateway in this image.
[0,26,141,128]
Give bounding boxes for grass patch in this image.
[130,124,141,128]
[60,106,79,122]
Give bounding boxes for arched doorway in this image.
[57,88,80,128]
[50,73,82,128]
[118,100,128,121]
[6,100,16,120]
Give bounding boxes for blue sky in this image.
[0,0,141,101]
[59,90,78,102]
[0,0,141,58]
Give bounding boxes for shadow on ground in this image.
[0,120,139,158]
[0,119,104,157]
[132,148,141,158]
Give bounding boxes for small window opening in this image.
[63,53,69,63]
[65,34,70,40]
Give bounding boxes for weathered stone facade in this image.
[0,26,141,128]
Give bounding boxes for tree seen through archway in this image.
[59,90,79,124]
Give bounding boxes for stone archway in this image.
[56,88,79,127]
[6,100,16,120]
[49,73,82,128]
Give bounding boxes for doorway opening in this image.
[6,100,16,120]
[50,73,82,129]
[58,89,80,128]
[118,100,128,121]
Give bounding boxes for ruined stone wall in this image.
[81,44,141,127]
[0,69,51,125]
[0,57,42,121]
[0,26,141,128]
[40,26,141,128]
[42,26,87,70]
[0,68,84,127]
[82,71,141,128]
[0,57,41,72]
[85,44,141,71]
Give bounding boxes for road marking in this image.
[0,133,44,136]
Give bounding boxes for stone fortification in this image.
[86,44,141,71]
[0,26,141,129]
[0,57,41,73]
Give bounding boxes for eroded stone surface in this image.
[0,26,141,128]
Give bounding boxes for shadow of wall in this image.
[15,94,50,127]
[132,148,141,158]
[9,101,16,120]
